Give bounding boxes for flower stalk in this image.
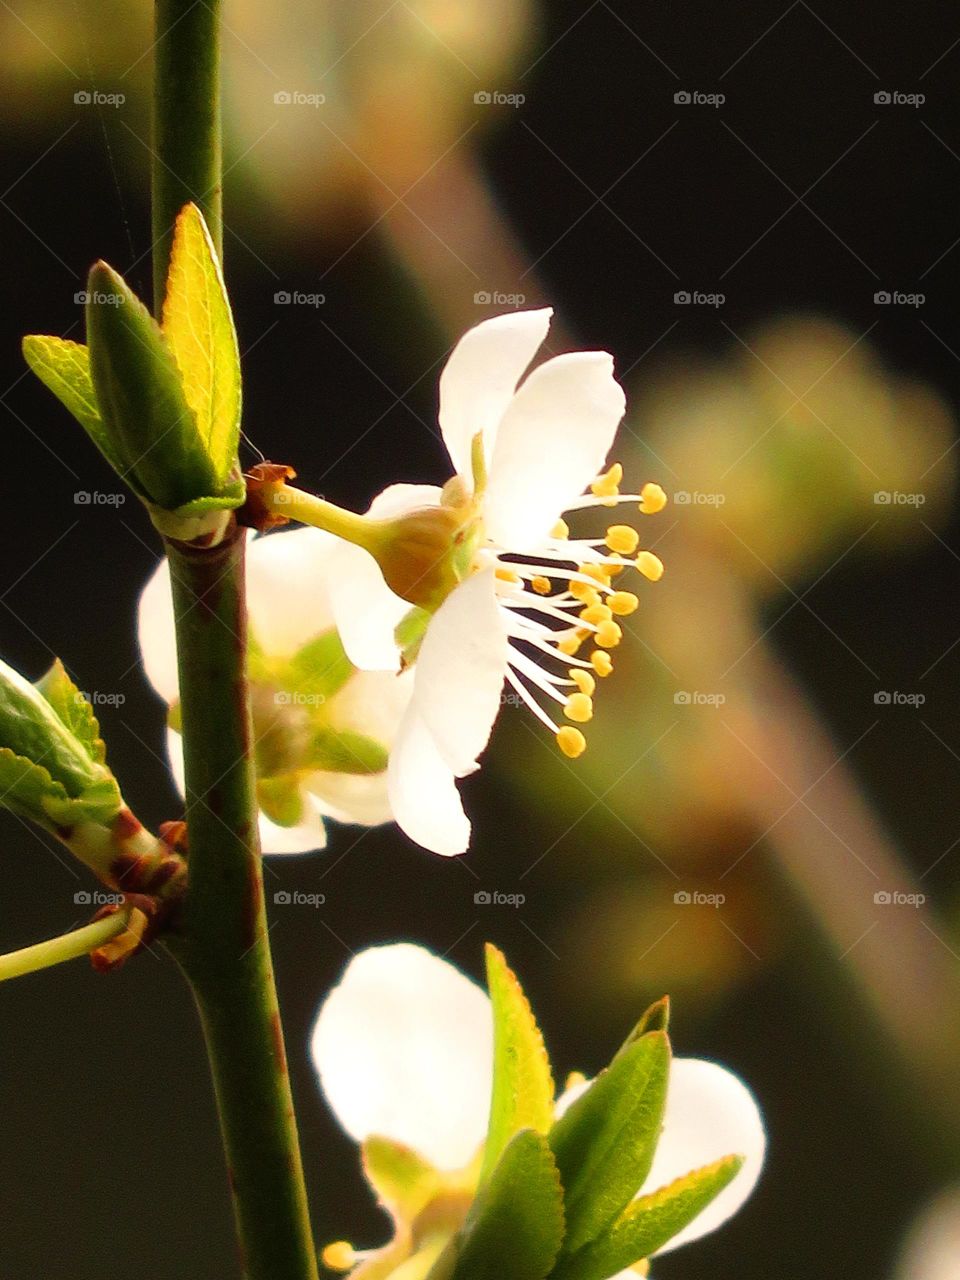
[0,911,132,983]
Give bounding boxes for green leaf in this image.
[550,1155,745,1280]
[34,658,106,765]
[445,1131,564,1280]
[479,945,555,1184]
[161,202,242,487]
[86,260,221,509]
[0,748,66,826]
[21,335,137,487]
[549,1031,670,1253]
[0,657,102,797]
[362,1136,441,1226]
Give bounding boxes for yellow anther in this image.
[639,482,668,515]
[558,633,584,656]
[590,650,614,676]
[580,563,610,585]
[636,551,665,582]
[565,692,594,723]
[591,462,623,505]
[322,1242,357,1272]
[530,575,552,595]
[570,579,601,605]
[605,560,625,577]
[550,517,569,540]
[595,620,622,648]
[608,590,639,616]
[605,524,640,555]
[564,1069,588,1092]
[495,566,520,583]
[557,726,587,758]
[570,669,596,696]
[580,602,613,626]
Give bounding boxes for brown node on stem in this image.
[238,461,297,531]
[89,894,161,973]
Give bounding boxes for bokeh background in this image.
[2,2,960,1277]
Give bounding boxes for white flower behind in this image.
[138,526,412,854]
[327,309,667,857]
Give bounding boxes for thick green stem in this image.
[165,529,318,1280]
[152,0,223,309]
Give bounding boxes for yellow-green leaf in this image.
[479,945,555,1185]
[161,202,241,485]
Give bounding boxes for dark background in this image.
[1,2,960,1277]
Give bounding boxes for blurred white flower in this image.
[895,1187,960,1280]
[329,309,666,856]
[138,526,412,854]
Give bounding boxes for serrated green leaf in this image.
[86,260,221,509]
[161,203,241,486]
[479,945,555,1184]
[444,1131,564,1280]
[549,1032,670,1253]
[0,657,102,797]
[34,658,106,765]
[21,335,139,486]
[0,747,66,825]
[363,1137,442,1226]
[550,1155,745,1280]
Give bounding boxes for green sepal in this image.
[306,728,388,775]
[479,945,555,1185]
[550,1155,745,1280]
[257,773,304,827]
[439,1131,564,1280]
[283,631,354,702]
[549,1031,671,1253]
[362,1136,442,1227]
[86,260,221,509]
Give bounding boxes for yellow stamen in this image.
[570,579,601,605]
[557,726,587,758]
[570,669,596,696]
[591,462,623,506]
[558,634,583,656]
[639,482,668,515]
[550,517,569,539]
[530,575,552,595]
[322,1242,357,1272]
[580,563,610,585]
[605,560,625,577]
[595,620,622,648]
[580,602,613,626]
[605,525,640,555]
[636,551,665,582]
[608,590,639,616]
[591,650,614,676]
[564,1069,588,1091]
[496,566,520,584]
[565,692,594,723]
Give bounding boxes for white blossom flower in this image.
[311,944,765,1275]
[138,526,412,854]
[326,309,667,857]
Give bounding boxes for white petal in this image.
[311,944,493,1170]
[165,729,328,854]
[895,1189,960,1280]
[246,526,337,656]
[642,1057,766,1254]
[484,351,626,550]
[306,769,392,827]
[387,709,471,856]
[412,570,508,777]
[438,308,553,479]
[137,557,179,703]
[328,486,442,674]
